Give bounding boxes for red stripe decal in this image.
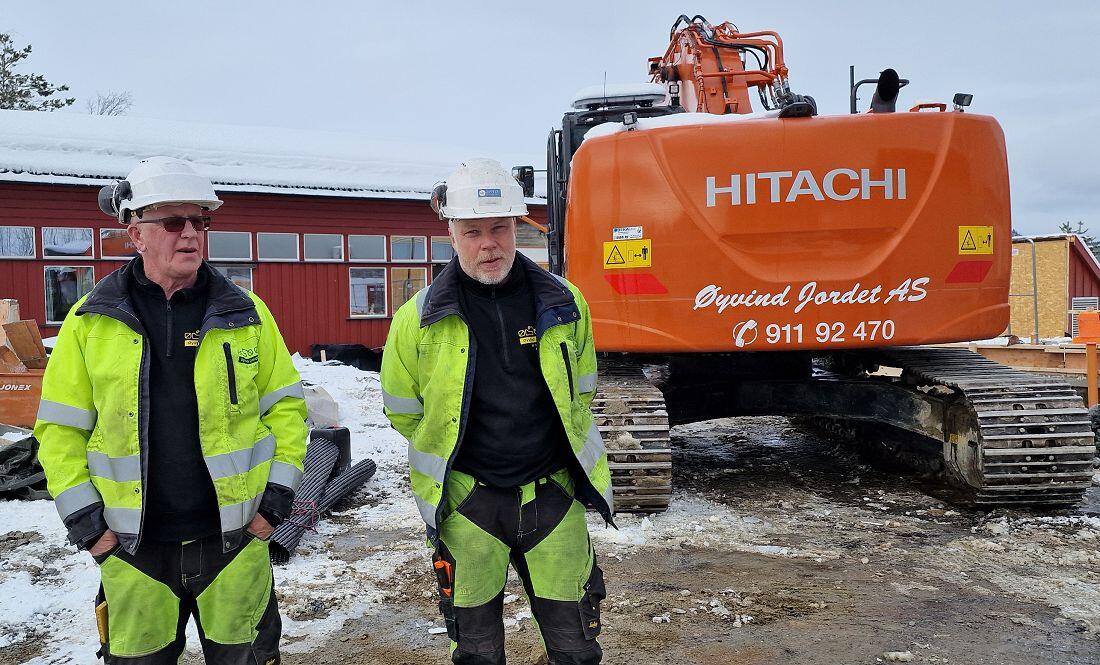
[604,272,668,295]
[945,260,993,284]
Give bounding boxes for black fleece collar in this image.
[421,253,576,329]
[78,257,256,333]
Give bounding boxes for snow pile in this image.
[0,109,545,201]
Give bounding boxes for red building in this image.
[0,111,545,355]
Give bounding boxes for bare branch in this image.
[85,90,133,116]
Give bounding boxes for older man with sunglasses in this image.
[35,156,307,664]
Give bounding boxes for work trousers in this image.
[434,468,605,665]
[92,532,280,664]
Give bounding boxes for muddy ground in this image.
[267,417,1099,665]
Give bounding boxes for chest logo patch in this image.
[238,347,259,364]
[517,326,537,346]
[183,330,200,348]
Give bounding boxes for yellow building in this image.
[1010,234,1100,340]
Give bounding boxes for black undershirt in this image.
[452,260,570,488]
[130,260,221,542]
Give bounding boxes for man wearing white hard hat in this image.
[382,159,613,664]
[35,157,307,663]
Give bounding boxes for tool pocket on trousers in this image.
[94,585,109,658]
[578,562,606,640]
[433,544,458,641]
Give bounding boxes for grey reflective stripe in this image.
[53,481,101,519]
[87,451,142,483]
[602,482,615,516]
[37,399,97,431]
[576,422,606,476]
[549,272,570,287]
[268,460,303,491]
[220,494,263,531]
[415,287,430,322]
[103,506,142,534]
[204,434,276,480]
[408,443,447,484]
[384,390,424,415]
[576,372,597,393]
[414,493,437,528]
[259,381,305,415]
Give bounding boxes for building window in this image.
[431,236,454,263]
[304,234,344,261]
[391,267,426,311]
[257,233,299,261]
[215,265,253,292]
[348,234,386,262]
[99,228,139,259]
[391,235,426,262]
[208,231,252,261]
[42,227,93,258]
[0,226,35,258]
[350,268,387,317]
[44,266,94,324]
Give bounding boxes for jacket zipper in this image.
[492,290,511,373]
[560,342,574,401]
[165,301,174,359]
[222,342,238,405]
[433,319,476,543]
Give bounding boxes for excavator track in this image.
[870,347,1097,507]
[592,360,672,513]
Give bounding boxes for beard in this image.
[460,251,515,285]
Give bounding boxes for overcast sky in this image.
[4,1,1098,234]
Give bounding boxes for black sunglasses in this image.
[139,215,212,233]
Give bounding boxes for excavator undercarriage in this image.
[598,348,1097,513]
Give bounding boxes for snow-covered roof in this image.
[584,108,782,140]
[570,82,668,110]
[0,110,545,202]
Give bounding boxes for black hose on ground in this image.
[269,427,375,564]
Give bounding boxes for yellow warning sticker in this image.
[958,226,993,255]
[603,239,652,269]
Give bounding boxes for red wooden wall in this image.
[0,181,547,356]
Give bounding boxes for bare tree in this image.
[0,32,74,111]
[86,90,133,115]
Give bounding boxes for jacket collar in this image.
[77,257,257,334]
[421,253,579,337]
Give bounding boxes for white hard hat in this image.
[98,156,223,224]
[430,158,528,221]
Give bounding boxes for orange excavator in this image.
[539,15,1096,511]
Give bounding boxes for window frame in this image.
[389,265,428,313]
[43,265,95,325]
[98,227,139,260]
[348,234,388,263]
[0,225,37,259]
[214,264,255,292]
[256,232,300,262]
[303,233,345,263]
[41,227,94,259]
[207,231,254,261]
[389,235,427,263]
[430,235,455,263]
[349,266,389,318]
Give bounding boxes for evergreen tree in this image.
[1059,221,1100,256]
[0,33,75,111]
